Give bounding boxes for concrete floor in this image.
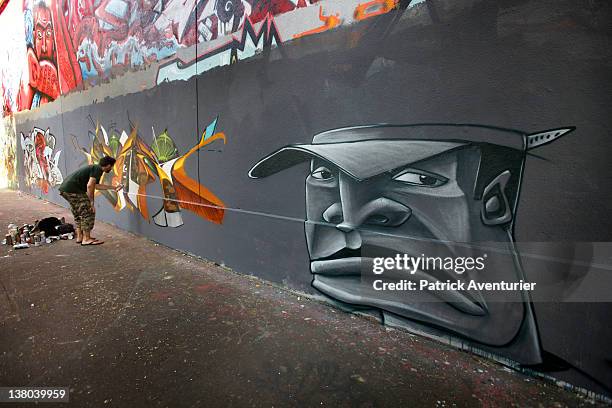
[0,189,604,407]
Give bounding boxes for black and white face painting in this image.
[303,144,536,349]
[249,124,576,363]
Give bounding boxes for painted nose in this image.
[322,198,412,233]
[321,202,362,249]
[336,222,354,233]
[324,172,413,233]
[322,203,343,225]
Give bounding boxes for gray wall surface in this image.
[14,0,612,397]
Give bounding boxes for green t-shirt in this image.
[59,164,104,194]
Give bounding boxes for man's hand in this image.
[90,201,96,214]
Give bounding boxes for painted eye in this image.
[310,166,334,180]
[37,30,42,39]
[393,169,447,187]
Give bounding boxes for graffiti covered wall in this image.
[0,117,18,188]
[20,126,63,192]
[1,0,407,111]
[73,116,226,226]
[5,0,612,400]
[0,0,28,116]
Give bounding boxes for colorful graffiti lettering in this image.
[354,0,397,21]
[1,0,410,113]
[155,0,409,84]
[74,117,226,226]
[293,6,340,39]
[72,0,309,83]
[72,0,180,83]
[20,126,63,193]
[156,15,281,84]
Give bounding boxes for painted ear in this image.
[481,170,513,226]
[526,127,575,150]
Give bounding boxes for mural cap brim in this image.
[311,124,575,151]
[249,124,576,180]
[312,124,528,147]
[248,140,466,181]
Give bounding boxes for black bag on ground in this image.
[34,217,74,236]
[34,217,62,236]
[55,223,75,235]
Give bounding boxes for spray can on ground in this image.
[23,227,31,243]
[9,225,18,244]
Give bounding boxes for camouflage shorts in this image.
[60,191,95,232]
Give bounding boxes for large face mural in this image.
[18,0,61,109]
[249,124,575,364]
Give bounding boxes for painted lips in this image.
[310,257,366,276]
[310,256,486,316]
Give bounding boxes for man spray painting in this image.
[59,156,123,245]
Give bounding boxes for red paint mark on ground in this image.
[150,291,173,300]
[194,283,232,294]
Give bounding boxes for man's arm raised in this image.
[95,183,123,192]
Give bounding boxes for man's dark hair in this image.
[99,156,116,167]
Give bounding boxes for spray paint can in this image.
[5,234,12,246]
[34,233,41,247]
[40,231,45,245]
[9,225,18,243]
